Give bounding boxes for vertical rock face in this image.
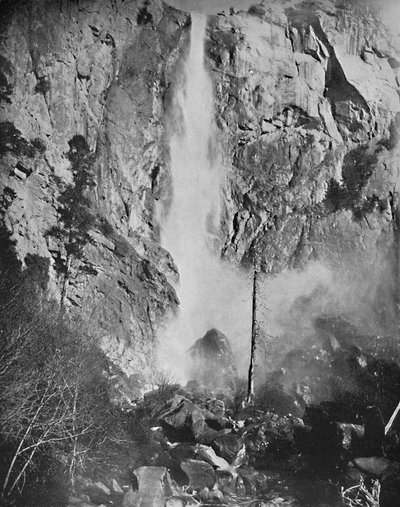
[1,0,400,375]
[0,0,189,372]
[208,1,400,294]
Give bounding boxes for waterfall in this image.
[158,13,251,382]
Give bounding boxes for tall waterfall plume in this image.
[158,13,251,382]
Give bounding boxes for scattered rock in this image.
[243,413,303,467]
[165,498,187,507]
[212,434,246,465]
[181,459,216,491]
[123,467,175,507]
[111,478,124,495]
[337,422,365,454]
[159,395,230,444]
[195,444,231,470]
[169,443,197,462]
[362,406,385,457]
[206,399,225,419]
[353,457,391,476]
[67,497,83,505]
[238,467,269,496]
[86,481,111,504]
[217,472,246,497]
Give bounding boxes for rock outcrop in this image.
[0,0,189,373]
[208,0,400,320]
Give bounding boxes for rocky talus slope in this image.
[1,0,400,375]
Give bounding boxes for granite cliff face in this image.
[0,0,189,373]
[1,0,400,375]
[211,2,400,270]
[208,0,400,327]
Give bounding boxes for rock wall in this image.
[1,0,400,375]
[207,0,400,327]
[0,0,189,373]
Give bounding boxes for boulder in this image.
[187,329,237,389]
[212,434,247,466]
[206,399,225,419]
[111,478,124,495]
[180,460,216,491]
[353,457,391,476]
[169,443,197,462]
[151,452,189,486]
[237,467,269,496]
[195,444,231,470]
[243,413,303,467]
[298,404,387,466]
[165,496,200,506]
[362,406,385,457]
[159,395,230,444]
[86,481,111,504]
[337,422,365,455]
[67,497,83,505]
[123,467,175,507]
[217,472,246,498]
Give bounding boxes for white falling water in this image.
[158,13,251,382]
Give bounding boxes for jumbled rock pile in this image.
[119,394,298,506]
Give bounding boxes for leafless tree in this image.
[0,274,110,500]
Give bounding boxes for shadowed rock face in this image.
[1,0,400,377]
[188,328,238,388]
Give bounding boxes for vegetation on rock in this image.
[0,122,36,158]
[46,135,96,303]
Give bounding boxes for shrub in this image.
[30,137,46,153]
[0,187,16,214]
[34,77,50,95]
[137,1,153,25]
[46,135,96,302]
[0,56,13,104]
[0,122,35,157]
